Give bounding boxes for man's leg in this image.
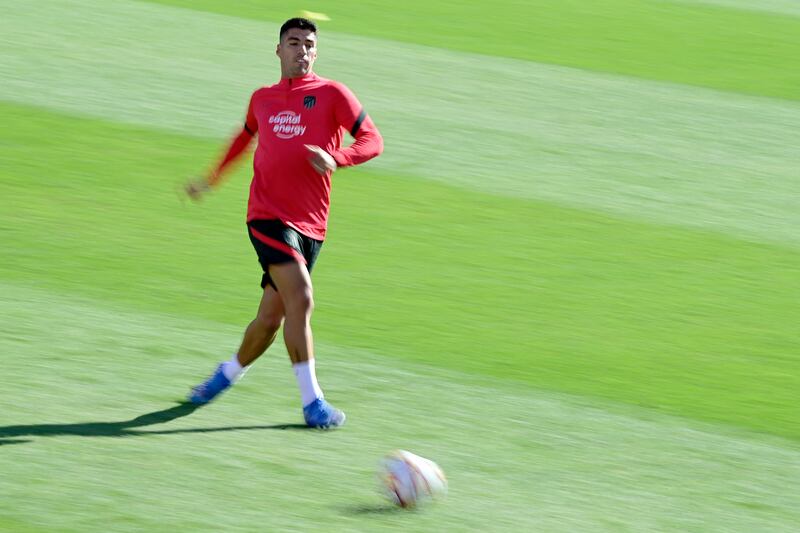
[237,286,285,366]
[268,261,314,364]
[188,287,284,404]
[269,260,345,428]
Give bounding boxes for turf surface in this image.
[1,1,799,531]
[147,0,800,100]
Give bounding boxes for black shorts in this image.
[247,219,323,290]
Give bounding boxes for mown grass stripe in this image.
[2,1,798,247]
[675,0,800,17]
[144,0,800,102]
[2,99,798,441]
[1,282,799,531]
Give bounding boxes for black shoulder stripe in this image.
[350,109,367,137]
[244,122,255,136]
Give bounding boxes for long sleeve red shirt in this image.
[212,72,383,240]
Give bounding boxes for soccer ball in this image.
[379,450,447,508]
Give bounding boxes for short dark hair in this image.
[279,18,317,40]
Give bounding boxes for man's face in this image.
[276,28,317,77]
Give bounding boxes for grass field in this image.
[1,1,799,531]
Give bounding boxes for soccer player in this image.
[183,17,383,428]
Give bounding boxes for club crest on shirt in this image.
[303,95,316,109]
[269,110,306,139]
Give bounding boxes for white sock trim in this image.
[293,359,324,407]
[222,354,245,381]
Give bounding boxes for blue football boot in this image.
[303,398,346,429]
[188,363,232,405]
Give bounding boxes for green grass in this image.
[2,0,800,530]
[2,284,800,531]
[2,100,798,440]
[147,0,800,101]
[5,0,798,248]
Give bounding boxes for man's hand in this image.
[184,177,212,201]
[305,145,337,175]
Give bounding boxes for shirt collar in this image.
[279,72,319,88]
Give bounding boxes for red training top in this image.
[212,72,383,240]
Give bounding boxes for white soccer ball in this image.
[379,450,447,508]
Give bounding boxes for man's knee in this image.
[284,286,314,314]
[255,311,284,334]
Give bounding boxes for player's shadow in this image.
[0,402,309,446]
[346,503,405,515]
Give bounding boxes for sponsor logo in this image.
[304,95,316,109]
[268,111,306,139]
